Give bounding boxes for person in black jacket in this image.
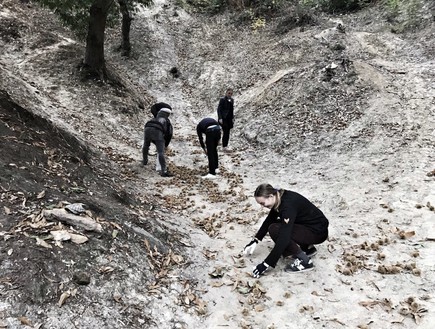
[243,183,329,276]
[149,103,173,172]
[196,118,221,179]
[217,88,234,151]
[142,108,173,177]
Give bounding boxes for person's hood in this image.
[157,108,171,119]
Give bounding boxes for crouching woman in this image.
[244,183,329,277]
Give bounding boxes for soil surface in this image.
[1,0,435,328]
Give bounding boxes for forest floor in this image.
[1,0,435,328]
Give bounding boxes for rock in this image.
[72,271,91,285]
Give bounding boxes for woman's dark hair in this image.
[254,183,284,210]
[254,183,277,197]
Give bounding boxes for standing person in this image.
[243,183,329,276]
[217,88,234,152]
[196,117,221,179]
[142,109,173,177]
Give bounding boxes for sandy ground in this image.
[1,0,435,328]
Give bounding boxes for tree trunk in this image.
[83,0,114,80]
[118,0,132,57]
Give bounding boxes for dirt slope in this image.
[1,0,435,328]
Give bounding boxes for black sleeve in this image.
[197,125,205,150]
[165,121,173,147]
[217,98,224,120]
[255,210,277,241]
[229,99,234,120]
[150,104,159,118]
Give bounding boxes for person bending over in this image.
[196,117,221,179]
[243,183,329,276]
[142,109,173,177]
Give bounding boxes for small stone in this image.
[73,271,91,285]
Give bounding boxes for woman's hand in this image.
[252,262,269,278]
[243,238,258,255]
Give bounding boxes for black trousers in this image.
[221,124,232,148]
[268,223,328,257]
[205,128,221,174]
[143,128,166,173]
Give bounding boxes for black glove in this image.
[243,238,258,255]
[252,262,269,278]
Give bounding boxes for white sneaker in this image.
[202,173,217,179]
[215,168,220,174]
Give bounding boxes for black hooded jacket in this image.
[150,102,172,118]
[145,110,173,147]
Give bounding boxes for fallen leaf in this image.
[311,291,325,296]
[50,230,71,242]
[147,289,161,294]
[254,304,265,312]
[171,254,184,264]
[58,291,71,307]
[237,286,251,294]
[4,206,11,215]
[195,299,208,315]
[109,221,123,231]
[399,230,415,239]
[36,237,52,249]
[299,305,314,313]
[18,317,33,326]
[210,281,224,287]
[327,244,335,253]
[113,292,123,303]
[359,301,379,308]
[98,266,114,274]
[70,233,88,244]
[209,266,226,278]
[37,191,46,199]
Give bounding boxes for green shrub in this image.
[383,0,427,33]
[177,0,286,14]
[301,0,376,13]
[251,15,266,30]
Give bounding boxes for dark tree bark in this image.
[83,0,114,80]
[118,0,132,57]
